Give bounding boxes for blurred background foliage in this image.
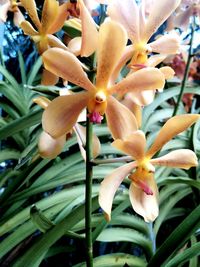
[0,1,200,267]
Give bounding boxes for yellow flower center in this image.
[129,159,154,195]
[87,90,107,116]
[11,0,18,12]
[130,42,152,66]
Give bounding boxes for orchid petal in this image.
[109,67,165,95]
[146,114,200,158]
[122,96,142,128]
[38,37,49,54]
[143,0,181,42]
[42,92,90,138]
[41,68,59,86]
[41,0,59,33]
[96,20,127,89]
[99,161,137,221]
[159,66,175,80]
[128,89,155,106]
[47,3,69,34]
[106,96,138,140]
[42,48,95,91]
[0,2,10,22]
[33,96,51,109]
[109,45,134,86]
[147,54,167,67]
[78,0,98,57]
[38,131,66,159]
[68,37,82,56]
[20,20,38,36]
[129,176,159,222]
[107,0,140,42]
[74,123,101,160]
[150,149,198,169]
[112,130,146,160]
[174,7,193,30]
[13,9,25,27]
[150,34,180,54]
[47,34,69,50]
[21,0,41,29]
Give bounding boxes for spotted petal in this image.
[129,175,159,222]
[42,48,95,91]
[42,92,90,138]
[112,131,146,160]
[150,149,198,169]
[96,20,127,89]
[99,161,137,221]
[146,114,200,158]
[106,96,138,140]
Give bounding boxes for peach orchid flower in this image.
[20,0,70,54]
[0,0,24,26]
[19,0,71,85]
[99,114,199,222]
[107,0,181,67]
[34,94,100,160]
[41,20,165,141]
[167,0,200,31]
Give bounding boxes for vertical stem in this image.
[85,114,93,267]
[173,16,196,116]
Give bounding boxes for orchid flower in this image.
[99,114,199,222]
[107,0,181,67]
[34,94,100,160]
[41,20,165,141]
[20,0,70,85]
[0,0,24,26]
[20,0,69,54]
[66,0,99,57]
[167,0,200,31]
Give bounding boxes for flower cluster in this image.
[4,0,199,222]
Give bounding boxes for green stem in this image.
[173,16,196,116]
[85,114,93,267]
[93,156,132,165]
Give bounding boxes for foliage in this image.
[0,1,200,267]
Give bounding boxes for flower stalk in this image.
[85,112,94,267]
[173,16,196,116]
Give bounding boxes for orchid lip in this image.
[88,111,103,124]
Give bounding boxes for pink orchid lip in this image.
[136,179,153,195]
[130,64,147,69]
[88,111,103,124]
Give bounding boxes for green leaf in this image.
[0,109,42,140]
[147,204,200,267]
[12,197,99,267]
[154,188,191,235]
[0,149,20,162]
[74,253,146,267]
[164,242,200,267]
[97,227,153,260]
[18,51,26,85]
[30,205,55,233]
[27,57,42,85]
